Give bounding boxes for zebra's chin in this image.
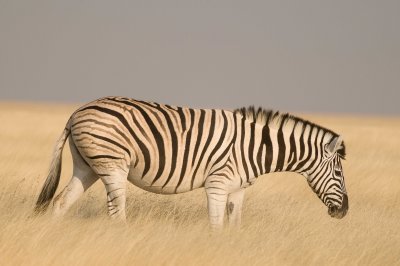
[327,194,349,219]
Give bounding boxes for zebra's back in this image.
[70,96,237,194]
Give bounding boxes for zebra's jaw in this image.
[327,194,349,219]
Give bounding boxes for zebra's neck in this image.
[234,115,334,179]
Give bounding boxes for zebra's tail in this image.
[33,119,72,215]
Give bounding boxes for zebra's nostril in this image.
[327,195,349,219]
[328,205,337,215]
[341,194,349,211]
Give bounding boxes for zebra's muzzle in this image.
[328,194,348,219]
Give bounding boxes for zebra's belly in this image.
[126,172,204,194]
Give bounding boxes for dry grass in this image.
[0,102,399,266]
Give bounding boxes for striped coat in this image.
[35,96,348,228]
[72,97,238,194]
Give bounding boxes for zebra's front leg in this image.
[227,189,245,228]
[205,187,228,231]
[100,171,128,222]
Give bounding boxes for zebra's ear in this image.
[327,136,343,154]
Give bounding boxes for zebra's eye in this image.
[334,169,341,176]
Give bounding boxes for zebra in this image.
[34,96,348,229]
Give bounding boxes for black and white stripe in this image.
[35,97,348,227]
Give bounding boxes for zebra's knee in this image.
[106,187,126,216]
[107,189,125,207]
[227,202,234,215]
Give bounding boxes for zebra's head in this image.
[302,136,348,219]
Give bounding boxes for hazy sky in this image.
[1,0,399,114]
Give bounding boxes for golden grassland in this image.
[0,102,399,266]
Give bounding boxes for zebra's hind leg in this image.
[53,171,98,217]
[205,186,228,231]
[226,189,245,228]
[100,170,128,222]
[53,141,99,217]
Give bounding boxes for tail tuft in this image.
[34,125,70,215]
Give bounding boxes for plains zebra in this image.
[34,96,348,229]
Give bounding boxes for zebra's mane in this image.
[233,106,346,159]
